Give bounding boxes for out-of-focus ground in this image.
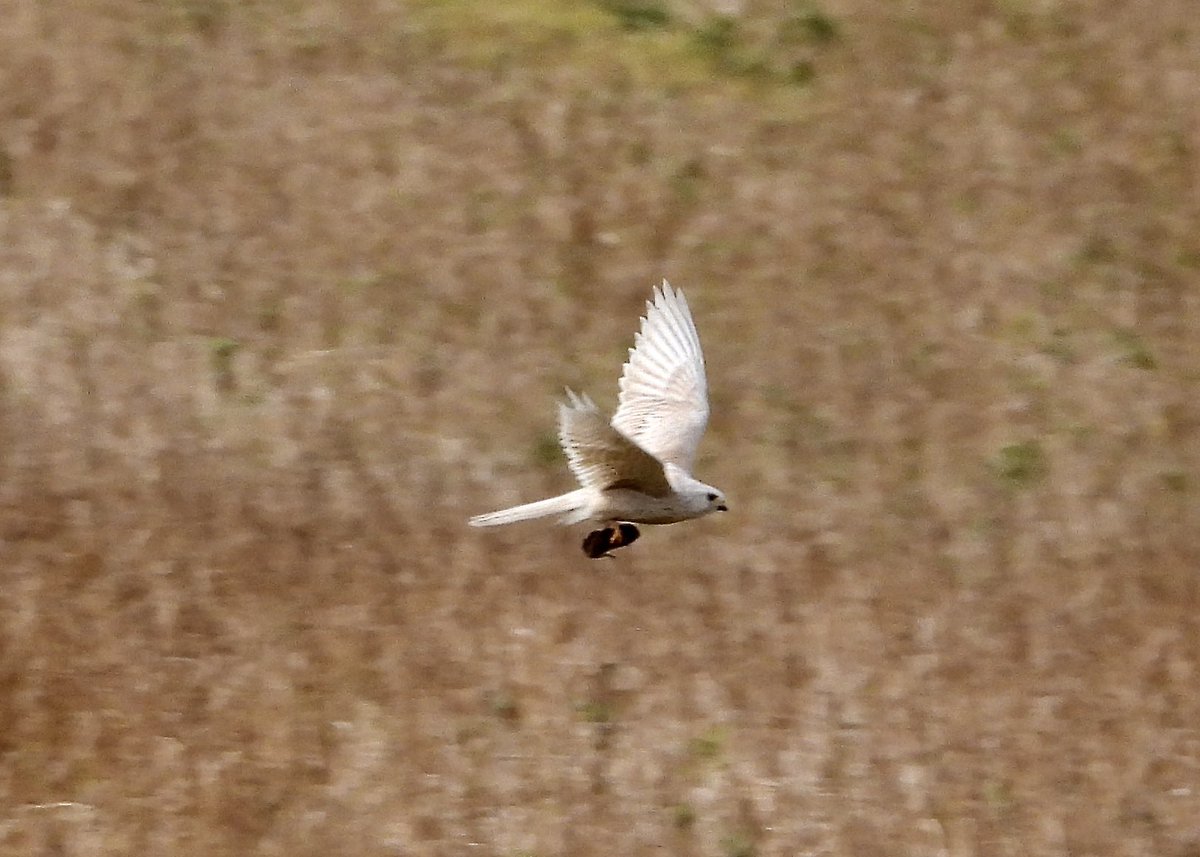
[1,1,1198,854]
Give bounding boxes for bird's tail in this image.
[468,489,591,528]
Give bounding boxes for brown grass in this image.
[1,0,1199,854]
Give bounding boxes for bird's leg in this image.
[581,523,640,559]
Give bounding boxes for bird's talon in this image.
[614,523,640,548]
[582,524,641,559]
[582,527,615,559]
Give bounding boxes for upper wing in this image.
[559,390,673,498]
[610,281,710,471]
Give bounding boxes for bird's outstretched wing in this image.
[559,390,673,498]
[611,281,709,471]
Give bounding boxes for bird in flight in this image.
[469,281,727,558]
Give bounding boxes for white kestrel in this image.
[469,281,726,557]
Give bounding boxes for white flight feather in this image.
[611,281,709,471]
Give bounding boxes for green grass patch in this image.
[780,4,842,45]
[208,336,240,392]
[688,724,726,760]
[1162,470,1187,493]
[576,699,614,724]
[1111,328,1157,370]
[487,690,520,722]
[407,0,702,86]
[406,0,832,99]
[672,802,696,829]
[992,440,1046,488]
[721,832,757,857]
[532,432,564,469]
[597,0,671,31]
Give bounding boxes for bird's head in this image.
[697,484,729,515]
[664,467,728,517]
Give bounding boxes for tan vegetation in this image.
[1,0,1198,854]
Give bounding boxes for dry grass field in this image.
[1,0,1199,854]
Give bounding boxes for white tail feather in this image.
[468,489,591,527]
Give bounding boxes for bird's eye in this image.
[706,492,717,501]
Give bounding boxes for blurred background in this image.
[1,0,1198,854]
